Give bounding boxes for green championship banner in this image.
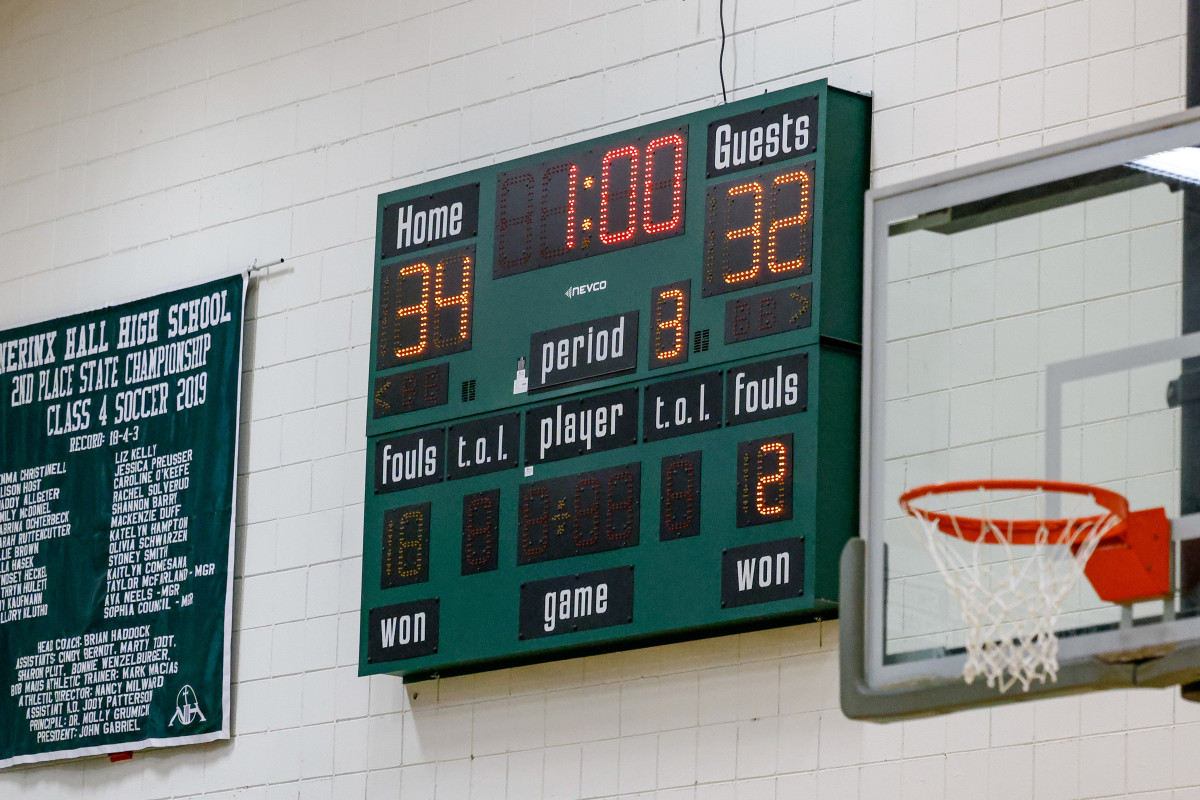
[0,274,245,768]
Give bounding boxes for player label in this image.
[524,388,638,465]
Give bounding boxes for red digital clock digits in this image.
[493,128,688,277]
[376,245,475,369]
[702,162,814,296]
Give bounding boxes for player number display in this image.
[517,464,642,565]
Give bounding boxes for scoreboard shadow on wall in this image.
[360,81,871,680]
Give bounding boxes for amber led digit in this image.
[517,464,642,565]
[703,162,815,297]
[376,244,476,368]
[381,503,431,588]
[767,169,812,274]
[736,434,794,528]
[649,280,691,368]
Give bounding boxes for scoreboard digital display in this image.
[361,81,870,679]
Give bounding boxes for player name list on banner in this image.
[0,274,245,768]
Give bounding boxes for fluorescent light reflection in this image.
[1127,146,1200,186]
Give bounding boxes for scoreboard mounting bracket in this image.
[361,80,870,680]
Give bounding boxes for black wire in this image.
[718,0,728,103]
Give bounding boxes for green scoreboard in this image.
[360,81,870,679]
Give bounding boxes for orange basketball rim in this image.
[899,479,1171,604]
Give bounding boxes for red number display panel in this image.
[494,127,688,277]
[517,463,642,565]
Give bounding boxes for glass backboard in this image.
[844,108,1200,720]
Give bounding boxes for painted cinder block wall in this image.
[0,0,1191,797]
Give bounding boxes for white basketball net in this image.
[906,493,1120,693]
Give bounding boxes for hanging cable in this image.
[718,0,728,103]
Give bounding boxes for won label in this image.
[368,599,440,662]
[721,538,804,608]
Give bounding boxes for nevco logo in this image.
[707,96,819,178]
[380,184,479,259]
[565,280,607,299]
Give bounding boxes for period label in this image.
[529,311,639,392]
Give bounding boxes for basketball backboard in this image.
[843,108,1200,720]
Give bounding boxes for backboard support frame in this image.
[847,107,1200,720]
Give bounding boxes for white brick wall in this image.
[0,0,1192,796]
